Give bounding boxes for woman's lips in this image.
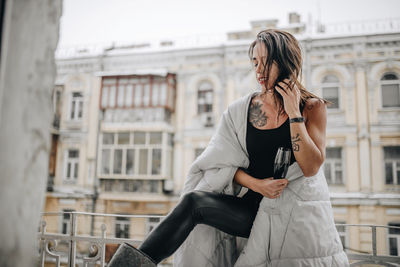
[258,77,266,84]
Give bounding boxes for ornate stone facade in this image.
[47,16,400,257]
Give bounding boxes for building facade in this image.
[44,14,400,260]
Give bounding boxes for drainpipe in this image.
[90,94,104,236]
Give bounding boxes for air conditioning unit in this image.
[201,113,214,127]
[163,180,174,194]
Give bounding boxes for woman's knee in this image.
[181,191,208,209]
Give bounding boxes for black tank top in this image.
[242,98,305,202]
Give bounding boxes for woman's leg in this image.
[139,191,260,264]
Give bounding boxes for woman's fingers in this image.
[274,85,287,96]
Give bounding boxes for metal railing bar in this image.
[41,211,166,219]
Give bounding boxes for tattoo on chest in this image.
[291,133,301,152]
[249,102,268,127]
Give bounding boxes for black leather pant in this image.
[138,191,261,264]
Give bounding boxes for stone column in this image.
[354,59,372,192]
[0,0,62,266]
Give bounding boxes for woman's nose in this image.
[256,64,263,74]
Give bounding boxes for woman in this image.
[109,29,349,267]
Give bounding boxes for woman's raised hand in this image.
[254,178,289,199]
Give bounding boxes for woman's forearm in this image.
[290,122,323,176]
[234,168,260,193]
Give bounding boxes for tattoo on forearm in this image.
[249,102,268,127]
[291,133,301,152]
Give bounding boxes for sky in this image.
[58,0,400,47]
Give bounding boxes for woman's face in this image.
[252,42,280,91]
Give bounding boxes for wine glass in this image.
[273,147,292,179]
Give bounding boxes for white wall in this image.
[0,0,62,266]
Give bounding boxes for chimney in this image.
[289,12,301,24]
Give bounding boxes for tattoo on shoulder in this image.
[249,101,268,127]
[306,99,322,111]
[291,133,301,152]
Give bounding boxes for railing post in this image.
[372,226,377,256]
[100,224,107,267]
[69,212,77,267]
[40,221,47,267]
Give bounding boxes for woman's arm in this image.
[275,80,327,177]
[288,98,327,177]
[234,168,288,198]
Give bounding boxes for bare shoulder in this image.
[303,98,327,125]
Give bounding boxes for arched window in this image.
[197,81,213,114]
[321,75,340,109]
[381,73,400,108]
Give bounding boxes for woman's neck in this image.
[259,90,276,105]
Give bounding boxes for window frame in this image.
[98,131,174,194]
[323,147,344,185]
[100,75,176,112]
[69,91,84,121]
[383,146,400,185]
[63,149,79,183]
[380,72,400,109]
[60,209,75,235]
[99,132,167,178]
[197,81,214,115]
[387,222,400,256]
[321,75,341,110]
[115,216,130,239]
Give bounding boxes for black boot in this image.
[108,243,157,267]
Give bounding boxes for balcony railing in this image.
[38,211,400,267]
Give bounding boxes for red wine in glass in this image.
[273,147,292,179]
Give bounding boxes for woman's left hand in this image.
[275,79,301,118]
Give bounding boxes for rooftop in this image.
[55,17,400,59]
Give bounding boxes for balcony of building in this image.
[99,72,176,125]
[38,211,400,267]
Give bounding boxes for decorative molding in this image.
[59,199,77,205]
[332,207,348,214]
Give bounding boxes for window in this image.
[101,179,161,193]
[152,82,167,106]
[70,92,83,120]
[388,222,400,256]
[321,75,340,109]
[198,81,213,114]
[100,75,175,110]
[134,131,146,144]
[118,132,130,144]
[384,146,400,185]
[52,86,62,127]
[126,149,135,175]
[64,150,79,182]
[99,132,172,194]
[61,209,74,234]
[324,147,343,184]
[104,180,113,191]
[149,132,162,144]
[101,149,111,175]
[146,217,161,234]
[151,149,162,175]
[139,149,148,175]
[115,217,130,238]
[113,149,123,174]
[100,132,167,177]
[381,73,400,108]
[335,221,347,251]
